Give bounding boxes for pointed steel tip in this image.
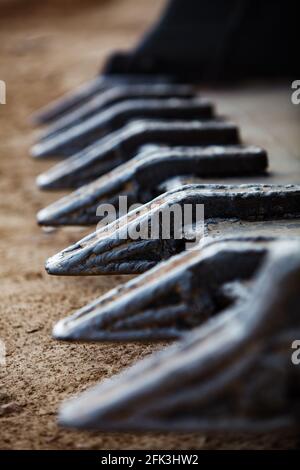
[58,402,98,430]
[36,207,52,226]
[31,143,47,158]
[52,320,81,342]
[52,320,64,339]
[31,142,59,158]
[52,318,71,341]
[45,252,66,276]
[59,398,130,431]
[36,174,47,190]
[36,172,56,190]
[32,146,57,159]
[31,144,40,158]
[37,205,64,226]
[53,315,91,342]
[45,241,88,276]
[58,401,84,429]
[58,384,117,430]
[36,210,46,226]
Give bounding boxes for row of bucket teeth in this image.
[32,98,217,158]
[59,238,300,432]
[30,76,176,125]
[45,184,300,276]
[31,78,300,433]
[35,120,241,188]
[53,237,300,343]
[37,145,267,225]
[37,84,197,142]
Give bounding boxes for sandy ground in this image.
[0,0,300,450]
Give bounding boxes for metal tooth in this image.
[45,184,300,276]
[53,238,277,342]
[30,76,108,126]
[38,84,196,142]
[30,75,175,125]
[37,144,268,226]
[58,239,300,432]
[36,120,240,188]
[31,98,215,158]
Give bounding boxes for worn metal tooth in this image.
[37,144,268,226]
[30,75,175,125]
[58,239,300,431]
[53,238,275,342]
[36,120,240,188]
[45,183,300,276]
[30,77,109,126]
[31,98,215,158]
[45,209,185,276]
[205,218,300,243]
[38,84,196,142]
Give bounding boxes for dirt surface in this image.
[0,0,299,450]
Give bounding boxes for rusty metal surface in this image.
[37,144,267,225]
[45,184,300,276]
[58,238,300,432]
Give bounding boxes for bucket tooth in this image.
[36,119,240,188]
[45,206,186,276]
[37,144,268,226]
[38,84,196,142]
[31,98,215,158]
[53,238,273,342]
[30,77,109,126]
[45,184,300,276]
[30,75,175,125]
[58,239,300,432]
